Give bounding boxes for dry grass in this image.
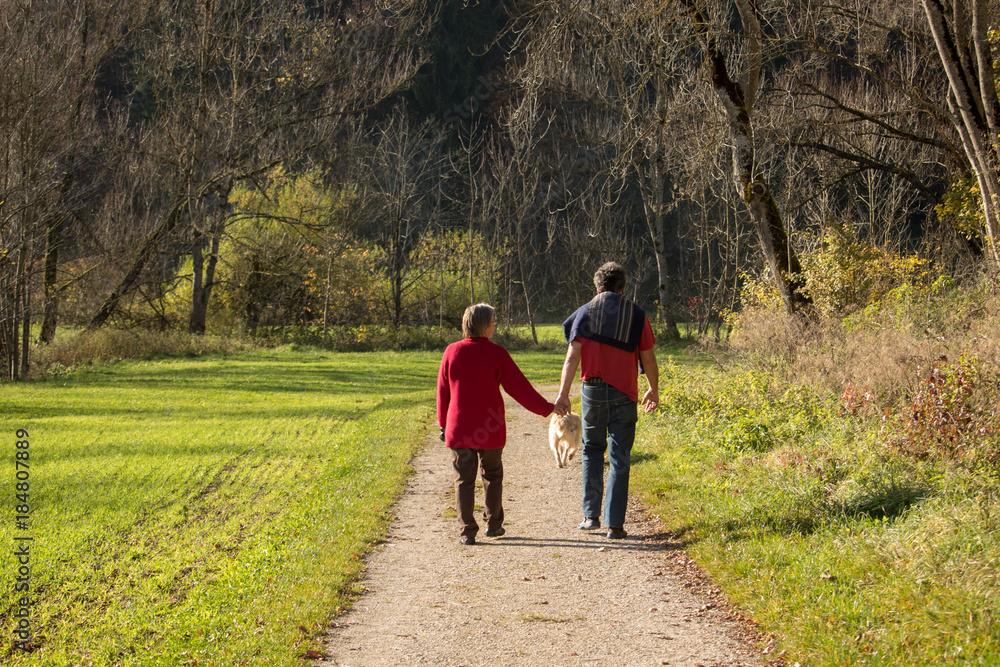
[727,273,1000,407]
[637,282,1000,664]
[33,327,255,375]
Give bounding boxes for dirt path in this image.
[319,388,764,667]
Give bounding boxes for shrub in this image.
[221,168,379,331]
[720,415,774,453]
[801,225,935,318]
[726,244,1000,407]
[888,353,1000,472]
[216,167,505,332]
[935,177,986,248]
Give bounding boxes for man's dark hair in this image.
[593,261,627,293]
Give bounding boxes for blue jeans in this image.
[581,381,638,528]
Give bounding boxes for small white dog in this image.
[548,412,582,468]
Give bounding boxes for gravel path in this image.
[319,388,764,667]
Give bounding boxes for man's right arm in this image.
[555,341,582,414]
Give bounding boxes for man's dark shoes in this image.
[607,527,627,540]
[459,535,476,545]
[578,517,601,530]
[485,527,505,537]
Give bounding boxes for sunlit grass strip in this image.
[0,346,566,665]
[631,356,1000,666]
[0,351,435,665]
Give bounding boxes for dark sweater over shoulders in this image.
[563,292,646,352]
[437,337,553,449]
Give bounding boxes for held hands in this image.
[554,396,572,417]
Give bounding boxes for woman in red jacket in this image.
[437,303,560,545]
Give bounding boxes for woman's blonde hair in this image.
[462,303,495,338]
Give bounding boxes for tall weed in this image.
[729,270,1000,407]
[654,259,1000,664]
[887,353,1000,472]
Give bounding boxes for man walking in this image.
[555,262,659,540]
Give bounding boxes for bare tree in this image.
[37,2,136,343]
[0,0,138,378]
[513,1,690,336]
[362,109,450,328]
[921,0,1000,266]
[774,1,953,252]
[88,0,427,332]
[677,0,809,313]
[488,93,557,341]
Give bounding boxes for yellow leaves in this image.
[801,230,936,318]
[731,230,941,328]
[230,165,358,235]
[936,178,985,241]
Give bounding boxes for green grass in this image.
[0,345,564,665]
[504,322,566,346]
[631,355,1000,665]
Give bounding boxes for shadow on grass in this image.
[833,482,929,522]
[719,514,821,543]
[713,482,930,544]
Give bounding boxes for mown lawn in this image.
[0,346,563,666]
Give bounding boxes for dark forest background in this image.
[3,0,997,378]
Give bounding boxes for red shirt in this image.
[576,317,655,402]
[437,337,554,449]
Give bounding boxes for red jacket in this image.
[437,337,554,449]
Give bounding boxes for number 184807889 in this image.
[14,429,31,529]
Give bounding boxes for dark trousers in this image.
[451,447,504,537]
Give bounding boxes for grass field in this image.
[0,345,565,665]
[632,357,1000,666]
[14,332,997,666]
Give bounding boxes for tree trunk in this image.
[323,253,333,332]
[190,195,228,334]
[0,257,12,381]
[12,243,27,381]
[89,200,186,329]
[652,70,682,340]
[20,262,30,379]
[640,191,681,339]
[189,234,206,334]
[922,0,1000,266]
[393,242,404,329]
[653,247,680,337]
[515,219,539,345]
[40,216,62,344]
[745,180,807,310]
[685,0,808,313]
